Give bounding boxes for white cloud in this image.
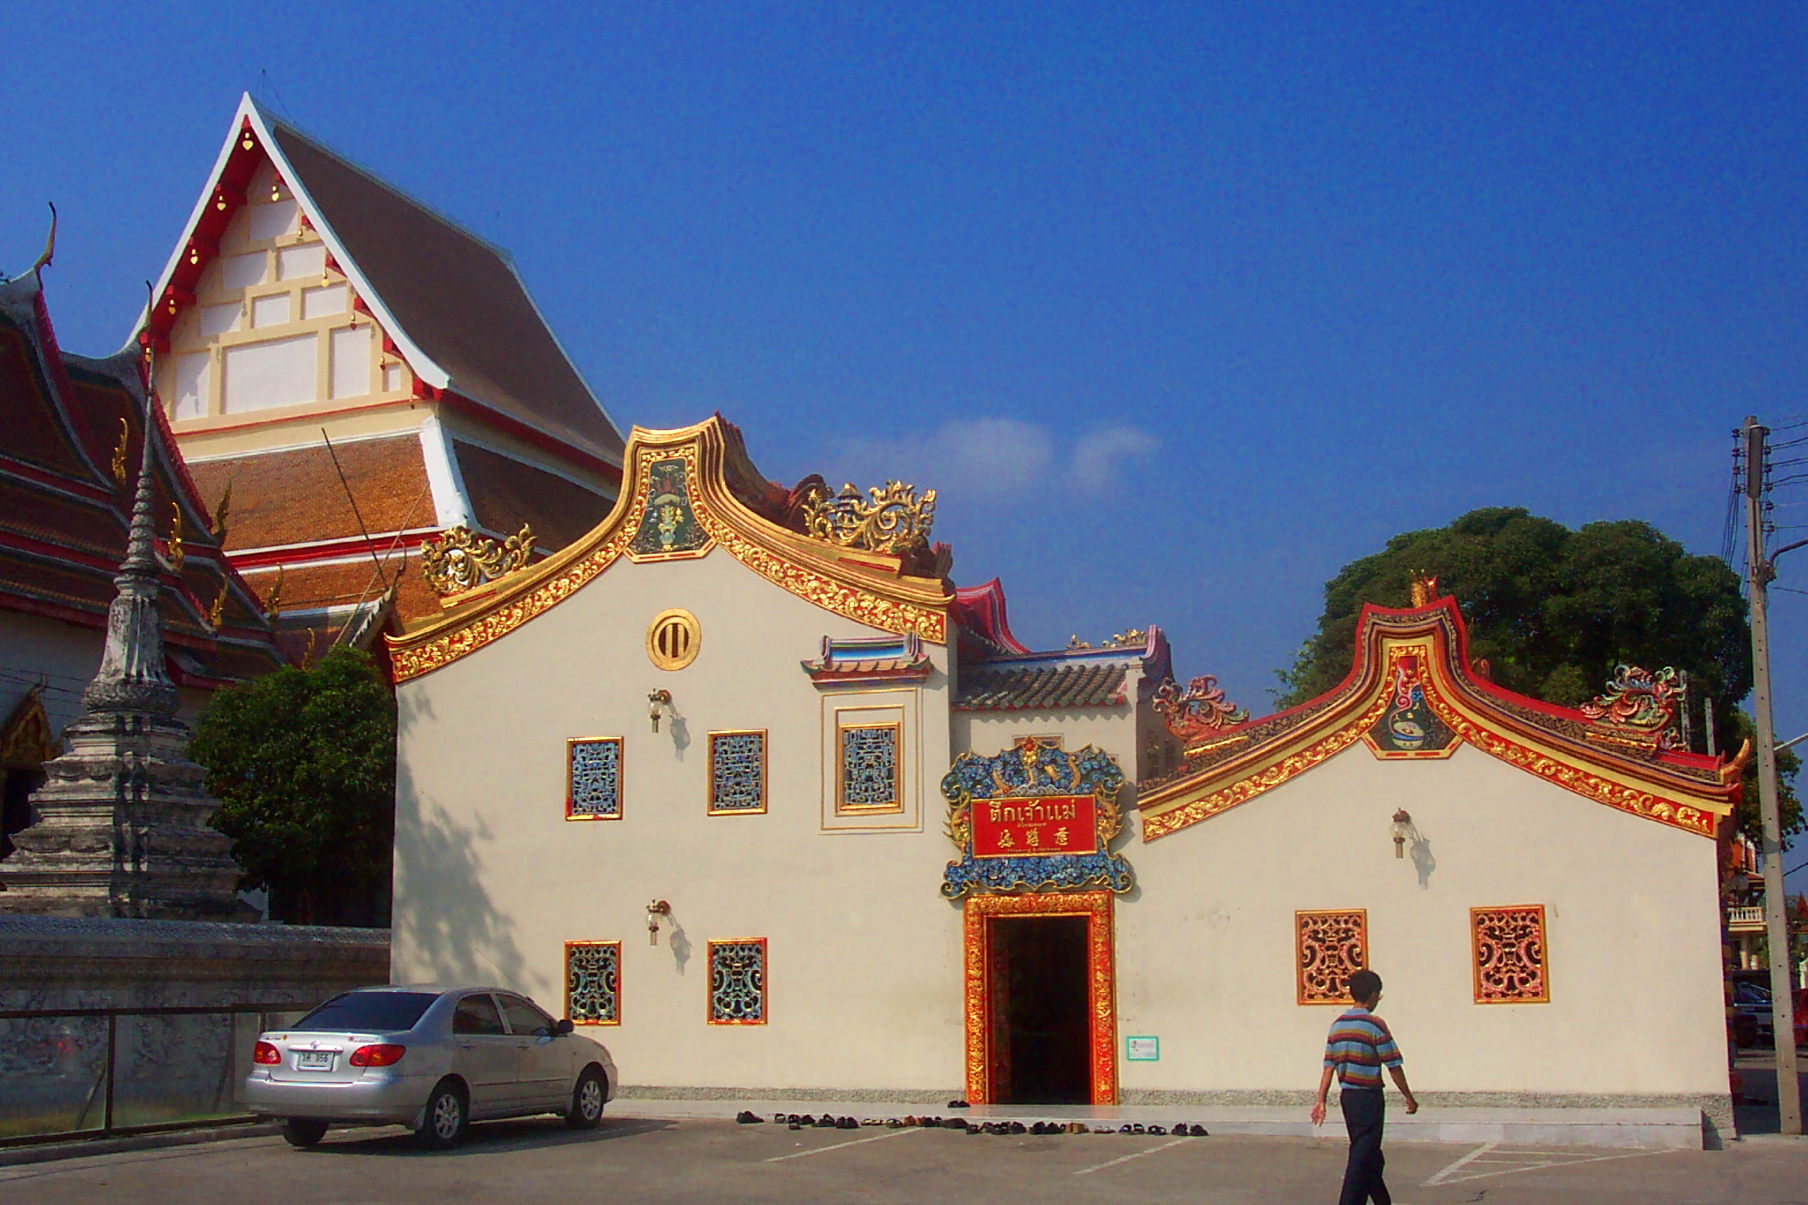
[828,415,1157,504]
[1071,425,1158,493]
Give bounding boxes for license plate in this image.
[295,1050,335,1071]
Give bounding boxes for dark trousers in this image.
[1337,1087,1389,1205]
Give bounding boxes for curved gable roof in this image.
[386,415,952,683]
[1138,596,1741,841]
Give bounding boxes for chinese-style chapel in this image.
[387,417,1745,1135]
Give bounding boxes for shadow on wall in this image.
[393,800,526,990]
[1410,834,1436,888]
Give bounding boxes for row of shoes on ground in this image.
[734,1110,1207,1138]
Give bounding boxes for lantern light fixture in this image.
[648,689,672,732]
[1391,808,1414,859]
[646,899,671,945]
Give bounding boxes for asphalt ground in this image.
[2,1114,1805,1205]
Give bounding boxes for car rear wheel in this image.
[281,1119,329,1148]
[566,1067,605,1130]
[417,1080,467,1150]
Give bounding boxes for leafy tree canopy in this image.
[190,647,395,925]
[1277,506,1797,836]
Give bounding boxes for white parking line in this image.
[764,1125,924,1162]
[1422,1141,1496,1186]
[1423,1143,1664,1187]
[1073,1135,1189,1176]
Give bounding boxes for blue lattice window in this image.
[838,723,901,814]
[568,737,623,820]
[708,938,767,1024]
[566,941,621,1025]
[709,730,767,814]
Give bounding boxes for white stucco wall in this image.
[393,549,965,1091]
[0,611,212,739]
[1119,740,1725,1099]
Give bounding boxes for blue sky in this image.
[9,3,1807,866]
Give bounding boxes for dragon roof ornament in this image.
[1153,674,1251,743]
[1580,664,1685,751]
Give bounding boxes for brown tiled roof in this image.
[265,117,623,464]
[238,551,439,625]
[0,274,284,683]
[453,441,611,552]
[188,437,435,552]
[955,663,1129,712]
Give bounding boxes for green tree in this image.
[1277,507,1797,837]
[191,647,395,925]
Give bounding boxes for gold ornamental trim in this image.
[963,890,1116,1106]
[387,418,950,684]
[1140,614,1733,841]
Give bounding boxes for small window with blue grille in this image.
[707,938,767,1024]
[837,722,901,814]
[567,737,624,820]
[566,941,621,1025]
[708,730,767,815]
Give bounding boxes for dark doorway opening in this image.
[1,767,44,861]
[993,914,1090,1104]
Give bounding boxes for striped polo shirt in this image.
[1322,1006,1403,1091]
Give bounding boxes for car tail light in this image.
[253,1041,281,1065]
[348,1044,406,1068]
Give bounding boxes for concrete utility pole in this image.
[1743,414,1803,1135]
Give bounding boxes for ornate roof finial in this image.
[80,289,177,718]
[1409,572,1440,608]
[27,202,57,279]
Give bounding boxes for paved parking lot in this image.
[3,1114,1807,1204]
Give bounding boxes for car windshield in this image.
[295,991,438,1033]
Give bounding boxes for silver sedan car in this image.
[244,985,617,1149]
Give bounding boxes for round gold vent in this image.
[646,609,701,671]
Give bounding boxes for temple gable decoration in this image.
[1138,596,1741,841]
[941,736,1133,898]
[387,417,953,682]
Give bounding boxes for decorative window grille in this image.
[1470,905,1549,1004]
[566,941,620,1025]
[568,737,623,820]
[707,938,767,1025]
[1296,910,1368,1005]
[837,723,901,814]
[709,731,767,814]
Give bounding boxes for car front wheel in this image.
[566,1067,605,1130]
[281,1119,328,1148]
[417,1080,467,1150]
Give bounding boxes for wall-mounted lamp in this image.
[647,689,672,732]
[646,899,671,945]
[1391,808,1414,859]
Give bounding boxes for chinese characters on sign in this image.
[971,794,1098,858]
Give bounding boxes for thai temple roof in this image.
[0,265,285,687]
[142,95,623,466]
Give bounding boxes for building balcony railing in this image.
[1727,905,1766,933]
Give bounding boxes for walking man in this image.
[1310,969,1418,1205]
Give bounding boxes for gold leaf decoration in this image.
[111,417,129,484]
[801,480,937,554]
[421,524,536,597]
[167,504,184,572]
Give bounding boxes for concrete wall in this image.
[1119,741,1726,1101]
[393,550,961,1092]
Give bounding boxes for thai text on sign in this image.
[972,794,1098,858]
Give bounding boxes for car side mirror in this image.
[555,1018,574,1036]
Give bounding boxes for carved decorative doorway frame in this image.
[962,889,1117,1105]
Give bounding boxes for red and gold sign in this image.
[971,794,1098,858]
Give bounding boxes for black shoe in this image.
[788,1121,800,1131]
[1148,1125,1166,1135]
[966,1124,984,1135]
[1119,1124,1134,1134]
[1009,1121,1027,1135]
[735,1110,761,1124]
[1191,1124,1210,1137]
[948,1099,969,1109]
